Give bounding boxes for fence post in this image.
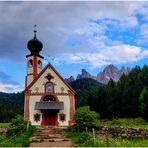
[27,122,29,131]
[104,129,109,147]
[92,128,96,146]
[86,127,88,132]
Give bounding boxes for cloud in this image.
[0,71,23,93]
[57,44,148,68]
[0,1,146,61]
[0,71,19,85]
[0,83,23,93]
[137,24,148,44]
[0,1,147,83]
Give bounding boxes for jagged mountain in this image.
[65,76,75,83]
[96,64,130,84]
[76,69,92,80]
[65,64,130,84]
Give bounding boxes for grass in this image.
[98,117,148,128]
[0,125,36,147]
[0,123,9,128]
[65,126,148,147]
[96,135,148,147]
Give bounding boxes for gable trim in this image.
[25,63,75,94]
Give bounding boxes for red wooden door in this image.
[45,115,56,126]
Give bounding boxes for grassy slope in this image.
[98,117,148,128]
[0,126,35,147]
[0,123,9,128]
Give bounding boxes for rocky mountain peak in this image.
[81,69,91,78]
[65,76,75,83]
[65,64,131,84]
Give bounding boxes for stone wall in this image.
[0,128,8,136]
[96,126,148,138]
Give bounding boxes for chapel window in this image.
[59,114,66,122]
[34,113,40,122]
[45,82,54,93]
[43,95,56,101]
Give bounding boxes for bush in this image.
[8,115,27,136]
[65,126,94,146]
[73,106,99,128]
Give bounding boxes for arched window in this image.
[38,60,42,68]
[45,82,54,93]
[43,95,56,101]
[28,59,33,68]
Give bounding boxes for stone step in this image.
[31,137,70,142]
[33,134,64,137]
[33,132,64,136]
[34,132,64,135]
[34,130,64,133]
[32,135,67,139]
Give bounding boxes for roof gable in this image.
[25,63,75,94]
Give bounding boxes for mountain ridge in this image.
[65,64,131,84]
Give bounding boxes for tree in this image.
[73,106,99,127]
[139,87,148,119]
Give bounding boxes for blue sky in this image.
[0,1,147,92]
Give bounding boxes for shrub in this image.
[8,115,27,136]
[73,106,99,128]
[65,126,94,146]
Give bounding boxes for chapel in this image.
[24,28,75,126]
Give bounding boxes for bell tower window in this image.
[38,60,42,68]
[28,59,33,68]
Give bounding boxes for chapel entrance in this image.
[38,95,63,126]
[42,110,58,126]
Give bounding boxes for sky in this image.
[0,1,148,93]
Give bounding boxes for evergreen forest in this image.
[0,92,24,122]
[79,65,148,119]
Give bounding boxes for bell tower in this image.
[25,25,44,87]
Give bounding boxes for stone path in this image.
[29,126,74,147]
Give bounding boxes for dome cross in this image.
[34,24,37,39]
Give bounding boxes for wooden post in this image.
[92,128,96,145]
[27,122,29,131]
[112,138,116,147]
[86,127,88,132]
[104,129,109,147]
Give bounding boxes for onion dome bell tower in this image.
[27,29,43,56]
[25,25,44,87]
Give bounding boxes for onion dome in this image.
[27,26,43,56]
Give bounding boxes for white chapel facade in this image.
[24,29,75,126]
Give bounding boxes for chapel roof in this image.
[25,63,76,94]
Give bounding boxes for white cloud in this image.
[0,83,24,93]
[0,1,146,60]
[0,1,147,83]
[57,44,147,68]
[137,24,148,44]
[140,24,148,36]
